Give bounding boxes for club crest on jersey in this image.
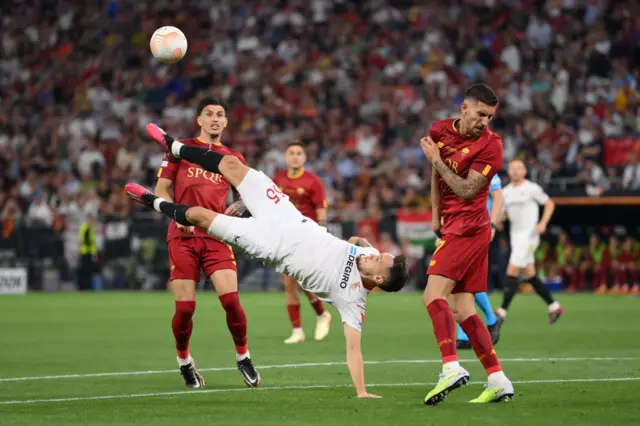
[297,187,305,194]
[340,246,358,289]
[351,283,361,291]
[461,147,469,155]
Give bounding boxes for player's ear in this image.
[221,116,229,129]
[196,115,202,127]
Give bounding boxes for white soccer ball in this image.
[150,26,188,64]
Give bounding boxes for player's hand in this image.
[177,223,195,234]
[432,220,442,238]
[225,201,247,217]
[357,392,382,399]
[420,136,441,163]
[535,222,547,234]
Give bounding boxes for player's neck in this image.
[511,179,525,186]
[198,132,222,146]
[287,167,304,179]
[455,119,481,140]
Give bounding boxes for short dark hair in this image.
[464,83,499,107]
[196,97,228,116]
[380,255,409,293]
[286,141,305,151]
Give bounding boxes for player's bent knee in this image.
[171,279,197,301]
[210,269,238,295]
[423,274,456,304]
[185,207,217,230]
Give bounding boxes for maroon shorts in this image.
[427,226,491,294]
[168,237,237,282]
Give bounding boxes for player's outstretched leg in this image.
[423,275,470,406]
[474,292,503,344]
[147,123,247,187]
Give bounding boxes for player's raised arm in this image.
[343,324,381,399]
[422,136,491,202]
[347,236,373,248]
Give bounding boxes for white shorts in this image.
[509,234,539,268]
[207,169,306,266]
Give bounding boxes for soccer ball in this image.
[149,26,188,64]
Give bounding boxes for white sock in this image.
[497,307,507,318]
[293,327,304,333]
[177,355,193,367]
[171,141,184,158]
[236,350,250,362]
[488,370,508,386]
[443,361,460,372]
[548,301,561,312]
[152,197,167,213]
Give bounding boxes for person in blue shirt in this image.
[456,173,504,349]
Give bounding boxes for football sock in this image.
[172,301,196,359]
[147,196,193,227]
[309,297,325,316]
[631,269,638,286]
[218,292,248,355]
[500,276,519,311]
[460,314,502,376]
[287,304,302,328]
[172,142,224,175]
[426,299,458,363]
[527,275,555,305]
[456,323,470,341]
[474,292,498,326]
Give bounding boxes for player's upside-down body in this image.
[127,122,409,398]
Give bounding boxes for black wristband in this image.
[490,223,497,229]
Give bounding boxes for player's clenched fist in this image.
[420,137,441,163]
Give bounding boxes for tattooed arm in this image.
[430,160,489,202]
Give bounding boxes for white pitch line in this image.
[0,357,635,383]
[1,377,639,405]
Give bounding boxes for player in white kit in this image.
[126,124,408,399]
[497,160,564,324]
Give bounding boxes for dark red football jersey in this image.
[272,168,327,222]
[429,118,504,236]
[157,137,246,241]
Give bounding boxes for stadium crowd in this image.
[0,0,639,291]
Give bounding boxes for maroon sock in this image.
[426,299,458,363]
[219,292,248,354]
[172,301,196,359]
[309,298,325,316]
[460,315,502,375]
[287,304,302,328]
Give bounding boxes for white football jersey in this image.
[502,180,549,237]
[279,222,373,332]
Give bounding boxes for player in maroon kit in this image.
[273,142,332,344]
[420,84,514,405]
[155,98,260,388]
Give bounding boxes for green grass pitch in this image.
[0,292,639,425]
